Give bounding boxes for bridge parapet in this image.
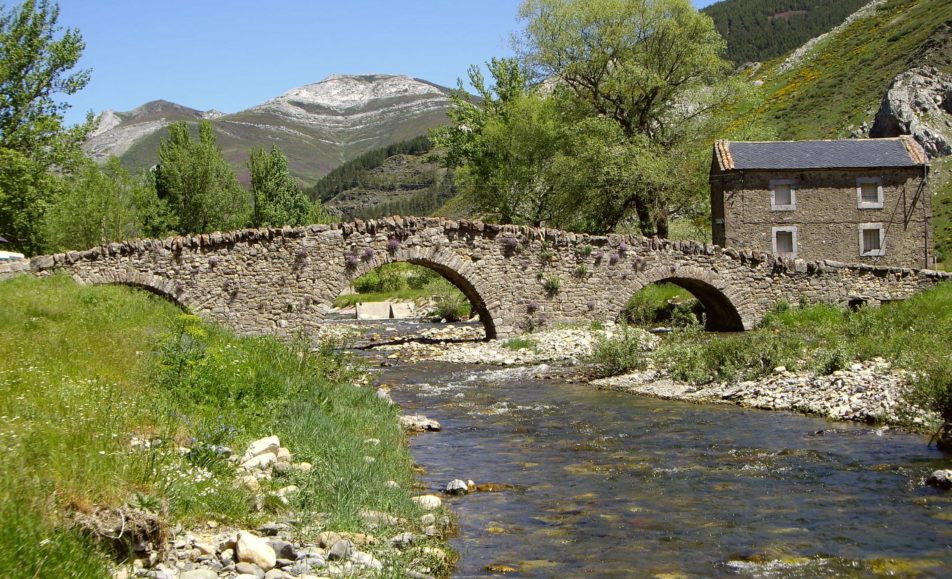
[16,216,950,338]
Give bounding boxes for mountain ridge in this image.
[84,74,454,184]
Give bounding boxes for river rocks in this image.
[241,436,280,462]
[400,414,442,431]
[179,570,218,579]
[327,539,353,561]
[871,66,952,158]
[927,470,952,489]
[412,495,443,510]
[236,531,277,571]
[593,358,922,425]
[445,479,469,495]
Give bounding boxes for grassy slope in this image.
[0,275,447,577]
[750,0,952,140]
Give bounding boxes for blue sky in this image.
[56,0,719,124]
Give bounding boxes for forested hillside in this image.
[311,136,456,220]
[703,0,869,63]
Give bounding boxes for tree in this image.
[44,158,171,251]
[433,58,569,227]
[154,121,249,234]
[516,0,738,236]
[248,145,311,228]
[0,0,92,253]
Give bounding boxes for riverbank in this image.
[0,275,454,578]
[338,280,951,432]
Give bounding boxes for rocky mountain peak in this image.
[254,74,449,115]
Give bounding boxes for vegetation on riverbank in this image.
[335,262,472,321]
[593,282,952,432]
[0,274,451,577]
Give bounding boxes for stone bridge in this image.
[18,217,951,339]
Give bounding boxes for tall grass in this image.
[595,282,952,388]
[0,274,439,576]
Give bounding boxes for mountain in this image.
[84,74,454,185]
[703,0,870,64]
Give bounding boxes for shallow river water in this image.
[374,354,952,578]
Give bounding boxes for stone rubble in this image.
[592,358,927,425]
[111,434,453,578]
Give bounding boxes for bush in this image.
[590,324,649,378]
[904,359,952,448]
[656,323,803,384]
[352,263,407,293]
[542,275,561,296]
[623,283,700,327]
[427,279,471,322]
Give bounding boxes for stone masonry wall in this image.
[723,168,932,268]
[16,217,950,339]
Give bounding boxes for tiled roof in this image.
[714,136,927,171]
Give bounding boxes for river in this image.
[359,330,952,578]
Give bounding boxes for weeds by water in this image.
[0,274,439,577]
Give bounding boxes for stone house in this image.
[710,136,933,268]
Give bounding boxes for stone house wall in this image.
[712,167,932,268]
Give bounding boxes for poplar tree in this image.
[154,121,249,234]
[248,145,311,227]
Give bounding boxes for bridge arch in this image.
[333,245,499,339]
[624,266,752,331]
[70,269,192,311]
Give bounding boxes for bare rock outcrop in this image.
[871,66,952,158]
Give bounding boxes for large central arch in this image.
[329,245,499,339]
[628,266,750,331]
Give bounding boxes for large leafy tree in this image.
[0,0,91,253]
[434,58,567,227]
[516,0,738,236]
[154,121,250,234]
[44,158,171,251]
[248,144,311,228]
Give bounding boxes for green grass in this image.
[0,274,450,577]
[750,0,952,140]
[646,282,952,386]
[622,282,701,327]
[502,337,536,351]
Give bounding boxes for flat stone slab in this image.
[390,303,416,319]
[356,302,392,320]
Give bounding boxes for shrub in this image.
[577,245,593,257]
[427,279,470,321]
[387,238,401,253]
[503,337,535,351]
[609,253,620,266]
[542,275,561,296]
[623,283,700,327]
[574,265,589,278]
[618,242,629,256]
[590,324,649,378]
[352,264,406,293]
[904,358,952,448]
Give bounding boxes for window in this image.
[856,177,883,209]
[858,223,885,257]
[772,226,798,259]
[770,179,796,211]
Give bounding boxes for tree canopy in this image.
[249,144,311,228]
[435,0,742,236]
[0,0,91,253]
[154,121,249,234]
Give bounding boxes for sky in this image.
[55,0,719,125]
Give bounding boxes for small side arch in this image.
[334,245,499,339]
[70,268,192,311]
[626,266,752,331]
